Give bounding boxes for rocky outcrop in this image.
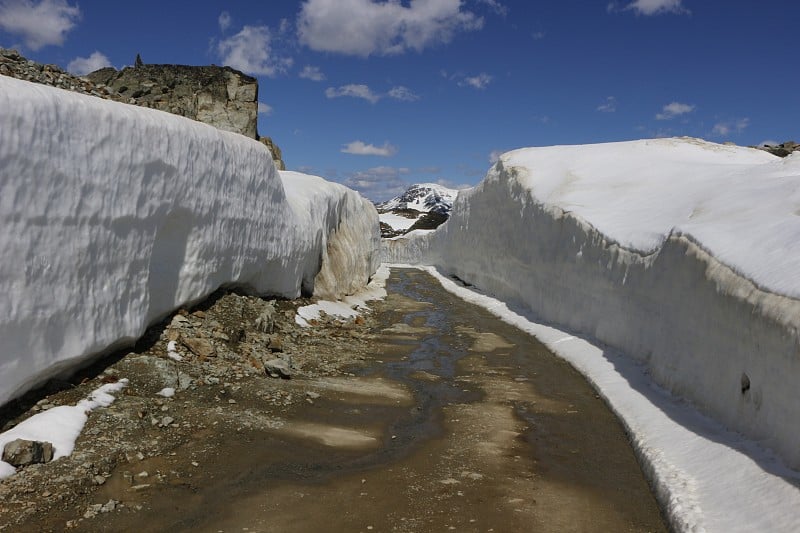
[0,48,123,101]
[1,49,286,169]
[757,141,799,158]
[259,136,286,170]
[86,63,259,140]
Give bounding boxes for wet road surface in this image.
[81,268,667,532]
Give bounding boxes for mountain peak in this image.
[377,183,459,215]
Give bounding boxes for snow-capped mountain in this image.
[376,183,460,238]
[377,183,459,215]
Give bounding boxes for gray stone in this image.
[264,358,292,379]
[2,438,54,467]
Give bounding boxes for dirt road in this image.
[0,268,665,532]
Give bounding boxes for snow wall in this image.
[383,138,800,469]
[0,76,380,405]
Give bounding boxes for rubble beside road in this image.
[0,288,377,531]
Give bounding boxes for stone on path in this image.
[2,438,54,467]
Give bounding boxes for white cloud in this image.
[0,0,80,50]
[489,149,504,164]
[617,0,688,15]
[218,11,232,32]
[459,72,492,90]
[597,96,617,113]
[343,166,411,201]
[325,84,420,104]
[66,51,111,75]
[532,31,546,40]
[342,140,397,157]
[388,86,419,101]
[299,65,326,81]
[712,118,749,137]
[325,84,381,104]
[477,0,508,16]
[258,102,273,116]
[217,25,293,76]
[656,101,695,120]
[297,0,483,57]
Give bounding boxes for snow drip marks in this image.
[147,209,193,320]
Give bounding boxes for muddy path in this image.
[0,268,666,532]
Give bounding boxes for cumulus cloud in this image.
[297,0,483,57]
[217,25,293,76]
[388,86,419,101]
[610,0,688,15]
[712,118,749,137]
[66,51,111,75]
[459,72,492,90]
[0,0,81,50]
[218,11,232,32]
[299,65,326,81]
[325,84,381,104]
[343,166,411,201]
[258,102,273,115]
[656,101,695,120]
[342,140,398,157]
[597,96,617,113]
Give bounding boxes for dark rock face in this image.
[85,63,259,140]
[2,438,54,467]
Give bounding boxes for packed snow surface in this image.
[296,265,389,326]
[383,138,800,529]
[378,212,417,231]
[500,138,799,296]
[0,76,379,405]
[0,380,128,479]
[405,264,800,533]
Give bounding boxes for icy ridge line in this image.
[0,76,380,405]
[382,141,800,471]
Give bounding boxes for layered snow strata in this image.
[0,76,379,405]
[384,138,800,468]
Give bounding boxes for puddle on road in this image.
[87,268,666,533]
[278,421,380,450]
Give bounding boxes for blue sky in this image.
[1,0,798,201]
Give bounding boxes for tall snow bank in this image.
[384,138,800,468]
[281,171,380,299]
[0,76,379,405]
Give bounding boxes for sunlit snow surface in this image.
[0,77,379,405]
[378,212,417,231]
[0,380,128,479]
[296,265,389,326]
[501,138,800,296]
